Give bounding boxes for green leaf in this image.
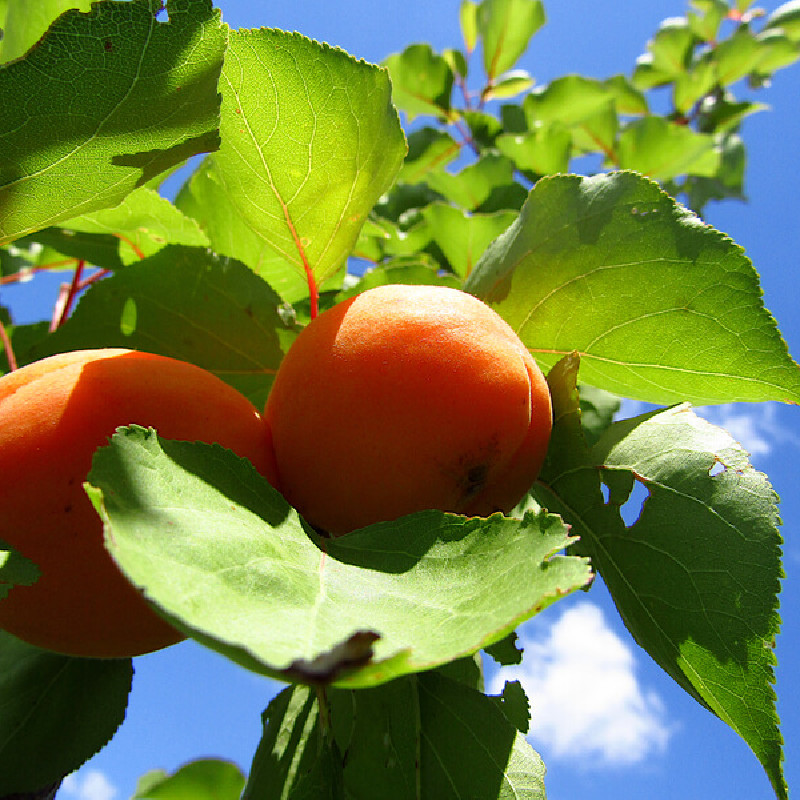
[423,203,517,277]
[535,355,786,800]
[460,0,479,53]
[242,685,342,800]
[578,383,621,447]
[688,0,728,41]
[536,356,786,800]
[715,28,772,84]
[87,426,592,689]
[645,16,697,77]
[34,246,293,408]
[752,29,800,75]
[0,539,40,601]
[465,172,800,405]
[442,47,469,80]
[245,673,545,800]
[674,54,717,113]
[477,0,545,79]
[591,407,786,800]
[462,110,504,148]
[60,187,209,265]
[603,74,649,115]
[0,0,93,63]
[398,128,461,185]
[618,117,720,180]
[0,321,49,376]
[485,69,535,100]
[764,0,800,42]
[383,43,454,120]
[496,125,572,175]
[523,76,618,156]
[0,632,132,795]
[0,0,226,245]
[213,29,405,292]
[175,157,334,305]
[484,630,524,666]
[426,153,526,211]
[336,262,461,302]
[132,759,245,800]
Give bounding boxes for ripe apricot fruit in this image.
[0,348,279,658]
[264,284,552,536]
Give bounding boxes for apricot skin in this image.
[264,284,552,536]
[0,348,279,659]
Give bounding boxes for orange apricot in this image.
[0,348,279,658]
[264,284,552,536]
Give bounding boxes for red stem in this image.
[50,259,85,331]
[0,259,76,285]
[0,318,17,371]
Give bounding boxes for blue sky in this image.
[4,1,799,798]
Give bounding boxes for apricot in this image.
[0,348,279,658]
[264,284,552,536]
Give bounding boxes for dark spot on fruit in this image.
[463,463,489,499]
[64,503,73,513]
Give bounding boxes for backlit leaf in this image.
[213,29,406,290]
[465,172,800,405]
[383,43,454,120]
[0,0,93,63]
[477,0,545,79]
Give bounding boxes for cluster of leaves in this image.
[0,0,798,798]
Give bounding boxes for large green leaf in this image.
[243,672,545,799]
[176,157,340,304]
[465,172,800,405]
[477,0,546,79]
[532,355,786,800]
[211,29,405,292]
[34,246,293,408]
[87,426,592,689]
[0,632,132,795]
[0,0,226,245]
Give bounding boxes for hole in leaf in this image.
[600,481,611,504]
[709,460,725,477]
[620,479,650,528]
[155,3,169,22]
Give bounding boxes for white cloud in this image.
[695,402,800,460]
[61,769,117,800]
[490,602,672,767]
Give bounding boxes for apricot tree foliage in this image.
[0,0,798,798]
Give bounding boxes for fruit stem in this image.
[306,265,319,320]
[50,259,85,331]
[0,317,17,371]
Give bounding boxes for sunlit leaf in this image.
[764,0,800,42]
[88,426,592,689]
[466,172,800,405]
[384,43,454,120]
[618,117,720,180]
[477,0,545,79]
[423,203,517,277]
[59,188,209,265]
[132,759,245,800]
[460,0,479,53]
[212,29,406,290]
[484,69,535,100]
[0,0,226,245]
